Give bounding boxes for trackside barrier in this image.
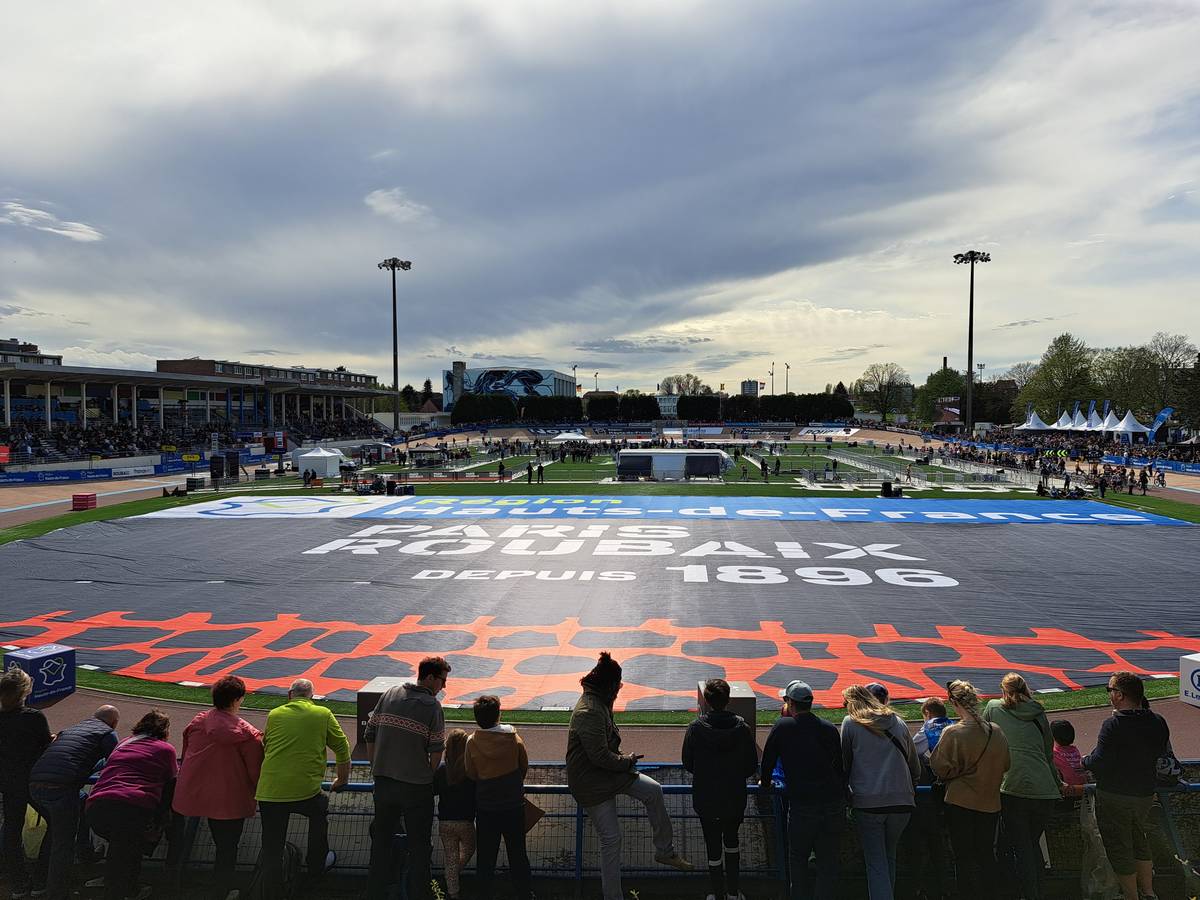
[11,762,1192,895]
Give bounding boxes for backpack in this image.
[245,841,302,900]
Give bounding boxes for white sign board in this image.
[1181,654,1200,708]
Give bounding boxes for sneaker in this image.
[85,875,107,888]
[654,851,694,871]
[706,895,717,900]
[323,849,337,874]
[10,889,32,899]
[126,888,153,900]
[224,891,241,900]
[29,889,47,899]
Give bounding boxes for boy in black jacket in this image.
[682,679,759,900]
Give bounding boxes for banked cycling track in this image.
[0,494,1196,710]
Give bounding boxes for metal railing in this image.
[95,763,1200,891]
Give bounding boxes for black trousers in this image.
[699,815,743,899]
[945,803,1000,900]
[367,778,435,900]
[87,798,155,900]
[1000,795,1052,900]
[258,792,329,900]
[0,780,31,891]
[475,805,531,899]
[208,817,246,900]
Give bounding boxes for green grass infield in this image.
[72,667,1181,725]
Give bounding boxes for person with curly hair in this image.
[0,665,52,897]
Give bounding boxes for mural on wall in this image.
[443,368,563,409]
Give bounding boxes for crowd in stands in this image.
[0,657,1180,900]
[288,415,389,443]
[963,428,1200,464]
[0,422,219,463]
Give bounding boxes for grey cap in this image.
[780,680,813,703]
[866,682,889,704]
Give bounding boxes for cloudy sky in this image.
[2,1,1198,393]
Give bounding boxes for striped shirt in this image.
[364,684,445,785]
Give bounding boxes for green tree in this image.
[1147,331,1198,411]
[400,384,419,410]
[857,362,911,423]
[1017,333,1095,419]
[1092,345,1159,417]
[1177,354,1200,431]
[833,381,848,397]
[421,378,434,404]
[913,367,965,423]
[659,373,710,395]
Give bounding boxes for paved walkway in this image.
[39,687,1200,768]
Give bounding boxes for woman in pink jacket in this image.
[173,675,265,900]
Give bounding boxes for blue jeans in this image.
[29,783,81,900]
[786,799,844,900]
[854,809,911,900]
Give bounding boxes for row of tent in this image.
[1014,409,1149,434]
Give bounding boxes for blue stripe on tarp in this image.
[343,496,1189,525]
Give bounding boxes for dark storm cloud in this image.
[8,0,1145,389]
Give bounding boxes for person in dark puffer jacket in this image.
[682,678,759,900]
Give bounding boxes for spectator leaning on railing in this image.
[434,730,476,900]
[255,678,349,899]
[364,656,449,900]
[1083,672,1171,900]
[85,710,177,900]
[567,652,693,900]
[682,677,759,900]
[464,694,534,900]
[840,684,920,900]
[982,673,1061,900]
[173,674,264,900]
[759,679,846,900]
[0,665,52,898]
[28,704,120,900]
[929,680,1010,900]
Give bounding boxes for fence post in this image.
[771,793,789,886]
[574,801,585,883]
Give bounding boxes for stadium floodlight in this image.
[785,362,790,394]
[378,257,413,434]
[953,250,991,436]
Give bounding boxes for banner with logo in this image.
[1147,407,1174,441]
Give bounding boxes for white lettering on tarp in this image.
[413,570,454,579]
[794,567,872,586]
[617,525,691,538]
[821,508,870,519]
[922,512,978,520]
[814,543,924,561]
[679,506,726,517]
[398,539,493,556]
[978,512,1041,521]
[663,564,958,587]
[774,542,811,559]
[593,539,675,555]
[350,525,433,537]
[735,509,784,517]
[498,525,579,538]
[876,568,959,587]
[501,540,584,556]
[679,541,771,558]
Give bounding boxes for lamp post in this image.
[953,250,990,436]
[784,363,790,394]
[378,257,412,434]
[769,363,775,395]
[594,372,599,392]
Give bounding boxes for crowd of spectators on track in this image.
[0,657,1180,900]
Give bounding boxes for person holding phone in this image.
[566,653,692,900]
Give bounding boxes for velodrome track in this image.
[1,493,1196,710]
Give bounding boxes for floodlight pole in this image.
[770,363,775,396]
[785,362,790,394]
[954,250,990,437]
[378,257,412,434]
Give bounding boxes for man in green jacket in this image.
[566,653,692,900]
[255,678,351,898]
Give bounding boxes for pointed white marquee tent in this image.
[1110,410,1151,442]
[1014,412,1053,431]
[1052,412,1074,430]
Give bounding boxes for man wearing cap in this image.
[566,652,693,900]
[760,681,846,900]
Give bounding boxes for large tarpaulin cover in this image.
[0,497,1195,709]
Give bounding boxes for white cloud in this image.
[1,202,103,242]
[364,189,434,226]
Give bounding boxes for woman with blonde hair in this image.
[0,665,52,897]
[840,684,920,899]
[983,673,1060,900]
[434,728,476,900]
[931,680,1011,899]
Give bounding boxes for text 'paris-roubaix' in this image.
[300,523,959,586]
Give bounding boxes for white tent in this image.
[1014,412,1053,431]
[1085,410,1104,430]
[549,431,589,443]
[1100,410,1121,431]
[1071,411,1088,429]
[293,446,347,478]
[1052,412,1074,430]
[1110,410,1150,437]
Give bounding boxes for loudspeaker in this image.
[881,481,894,497]
[224,451,242,481]
[209,455,225,479]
